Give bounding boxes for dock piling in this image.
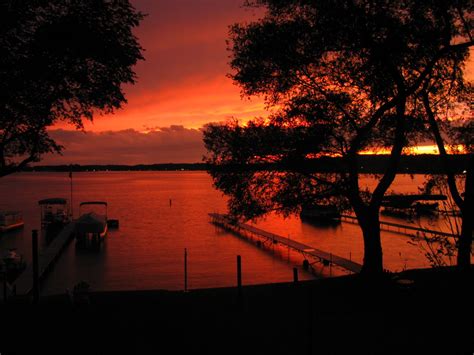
[302,259,310,270]
[236,255,243,308]
[293,268,299,284]
[32,230,39,304]
[237,255,242,290]
[184,248,188,292]
[14,223,76,298]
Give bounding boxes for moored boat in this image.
[38,198,70,242]
[0,211,24,233]
[381,194,446,219]
[413,202,439,216]
[75,201,108,246]
[300,204,341,224]
[38,198,70,227]
[0,248,26,281]
[76,212,108,238]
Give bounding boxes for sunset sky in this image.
[44,0,472,165]
[45,0,266,164]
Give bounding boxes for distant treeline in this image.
[26,163,206,172]
[25,155,469,174]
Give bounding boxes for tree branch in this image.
[370,95,407,208]
[456,6,473,42]
[422,89,465,209]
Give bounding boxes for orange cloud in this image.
[54,75,268,132]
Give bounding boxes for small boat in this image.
[38,198,70,225]
[413,202,439,216]
[381,194,446,219]
[300,204,341,224]
[38,198,71,242]
[381,207,414,219]
[0,248,26,279]
[75,202,108,246]
[76,212,108,238]
[0,211,24,233]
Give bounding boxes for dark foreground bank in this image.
[1,267,472,355]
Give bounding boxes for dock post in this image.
[236,255,243,308]
[293,267,299,284]
[184,248,188,292]
[32,230,40,304]
[237,255,242,290]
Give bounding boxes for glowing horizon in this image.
[360,144,467,156]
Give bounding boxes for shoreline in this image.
[16,154,471,174]
[2,267,472,354]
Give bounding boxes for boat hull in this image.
[300,205,341,224]
[0,221,24,233]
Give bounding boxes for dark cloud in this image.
[41,127,206,165]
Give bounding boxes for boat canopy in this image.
[382,194,447,208]
[0,211,22,225]
[80,201,108,206]
[38,198,68,205]
[75,212,107,234]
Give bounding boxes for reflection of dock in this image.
[340,215,457,239]
[209,213,362,274]
[14,222,76,296]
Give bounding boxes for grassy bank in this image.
[1,267,472,354]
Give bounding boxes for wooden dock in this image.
[14,222,76,296]
[340,215,457,239]
[209,213,362,274]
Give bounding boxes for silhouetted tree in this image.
[419,55,473,270]
[204,0,473,276]
[0,0,144,177]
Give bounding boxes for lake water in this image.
[0,172,460,295]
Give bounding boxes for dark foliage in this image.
[0,0,144,176]
[204,0,473,274]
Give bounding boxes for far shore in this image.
[22,154,470,174]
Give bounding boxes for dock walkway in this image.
[14,222,76,296]
[340,214,457,239]
[209,213,362,274]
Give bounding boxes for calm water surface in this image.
[0,172,459,295]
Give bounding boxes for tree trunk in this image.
[457,154,473,270]
[356,207,384,277]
